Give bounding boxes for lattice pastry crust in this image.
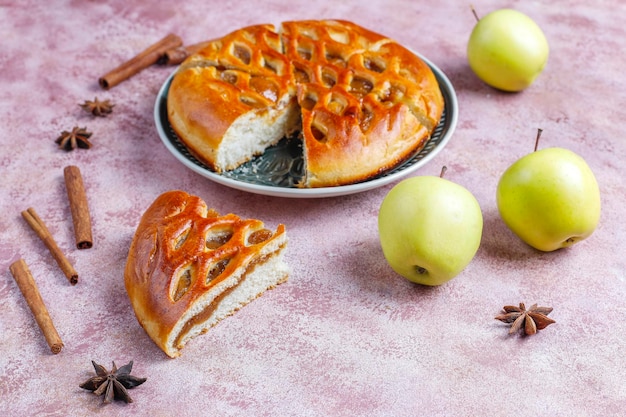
[167,20,444,187]
[124,190,289,357]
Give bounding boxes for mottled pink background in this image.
[1,0,625,415]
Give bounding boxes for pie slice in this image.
[124,190,289,357]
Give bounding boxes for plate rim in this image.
[154,52,458,199]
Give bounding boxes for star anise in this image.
[79,360,147,404]
[80,97,114,117]
[55,127,93,151]
[495,302,556,335]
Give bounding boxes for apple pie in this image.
[124,190,289,357]
[167,19,444,187]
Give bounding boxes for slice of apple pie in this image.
[124,190,289,357]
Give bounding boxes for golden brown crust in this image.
[124,190,288,357]
[167,20,444,187]
[168,24,295,172]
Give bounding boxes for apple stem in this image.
[534,128,544,152]
[439,166,447,178]
[471,5,480,21]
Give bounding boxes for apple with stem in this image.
[496,129,601,252]
[378,167,483,286]
[467,7,549,92]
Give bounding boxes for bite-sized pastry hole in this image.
[233,44,251,65]
[328,94,347,115]
[343,105,358,118]
[293,65,310,83]
[207,259,230,283]
[172,267,193,302]
[174,228,191,250]
[379,83,405,104]
[325,52,346,68]
[360,107,374,132]
[240,95,264,108]
[300,92,318,111]
[262,54,279,73]
[311,122,327,142]
[327,29,349,44]
[206,231,233,249]
[350,76,374,99]
[297,47,312,61]
[250,77,279,102]
[247,229,273,245]
[220,71,238,85]
[364,57,386,73]
[321,69,337,87]
[300,28,319,40]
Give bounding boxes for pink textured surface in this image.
[1,0,625,415]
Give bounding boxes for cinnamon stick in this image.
[63,165,93,250]
[99,33,183,89]
[160,40,212,65]
[10,259,64,354]
[22,208,78,285]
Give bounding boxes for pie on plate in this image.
[166,20,445,188]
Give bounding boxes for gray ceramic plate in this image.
[155,52,458,198]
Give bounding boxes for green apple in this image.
[378,173,483,286]
[497,147,601,252]
[467,8,549,92]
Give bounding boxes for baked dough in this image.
[124,190,289,357]
[167,20,444,187]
